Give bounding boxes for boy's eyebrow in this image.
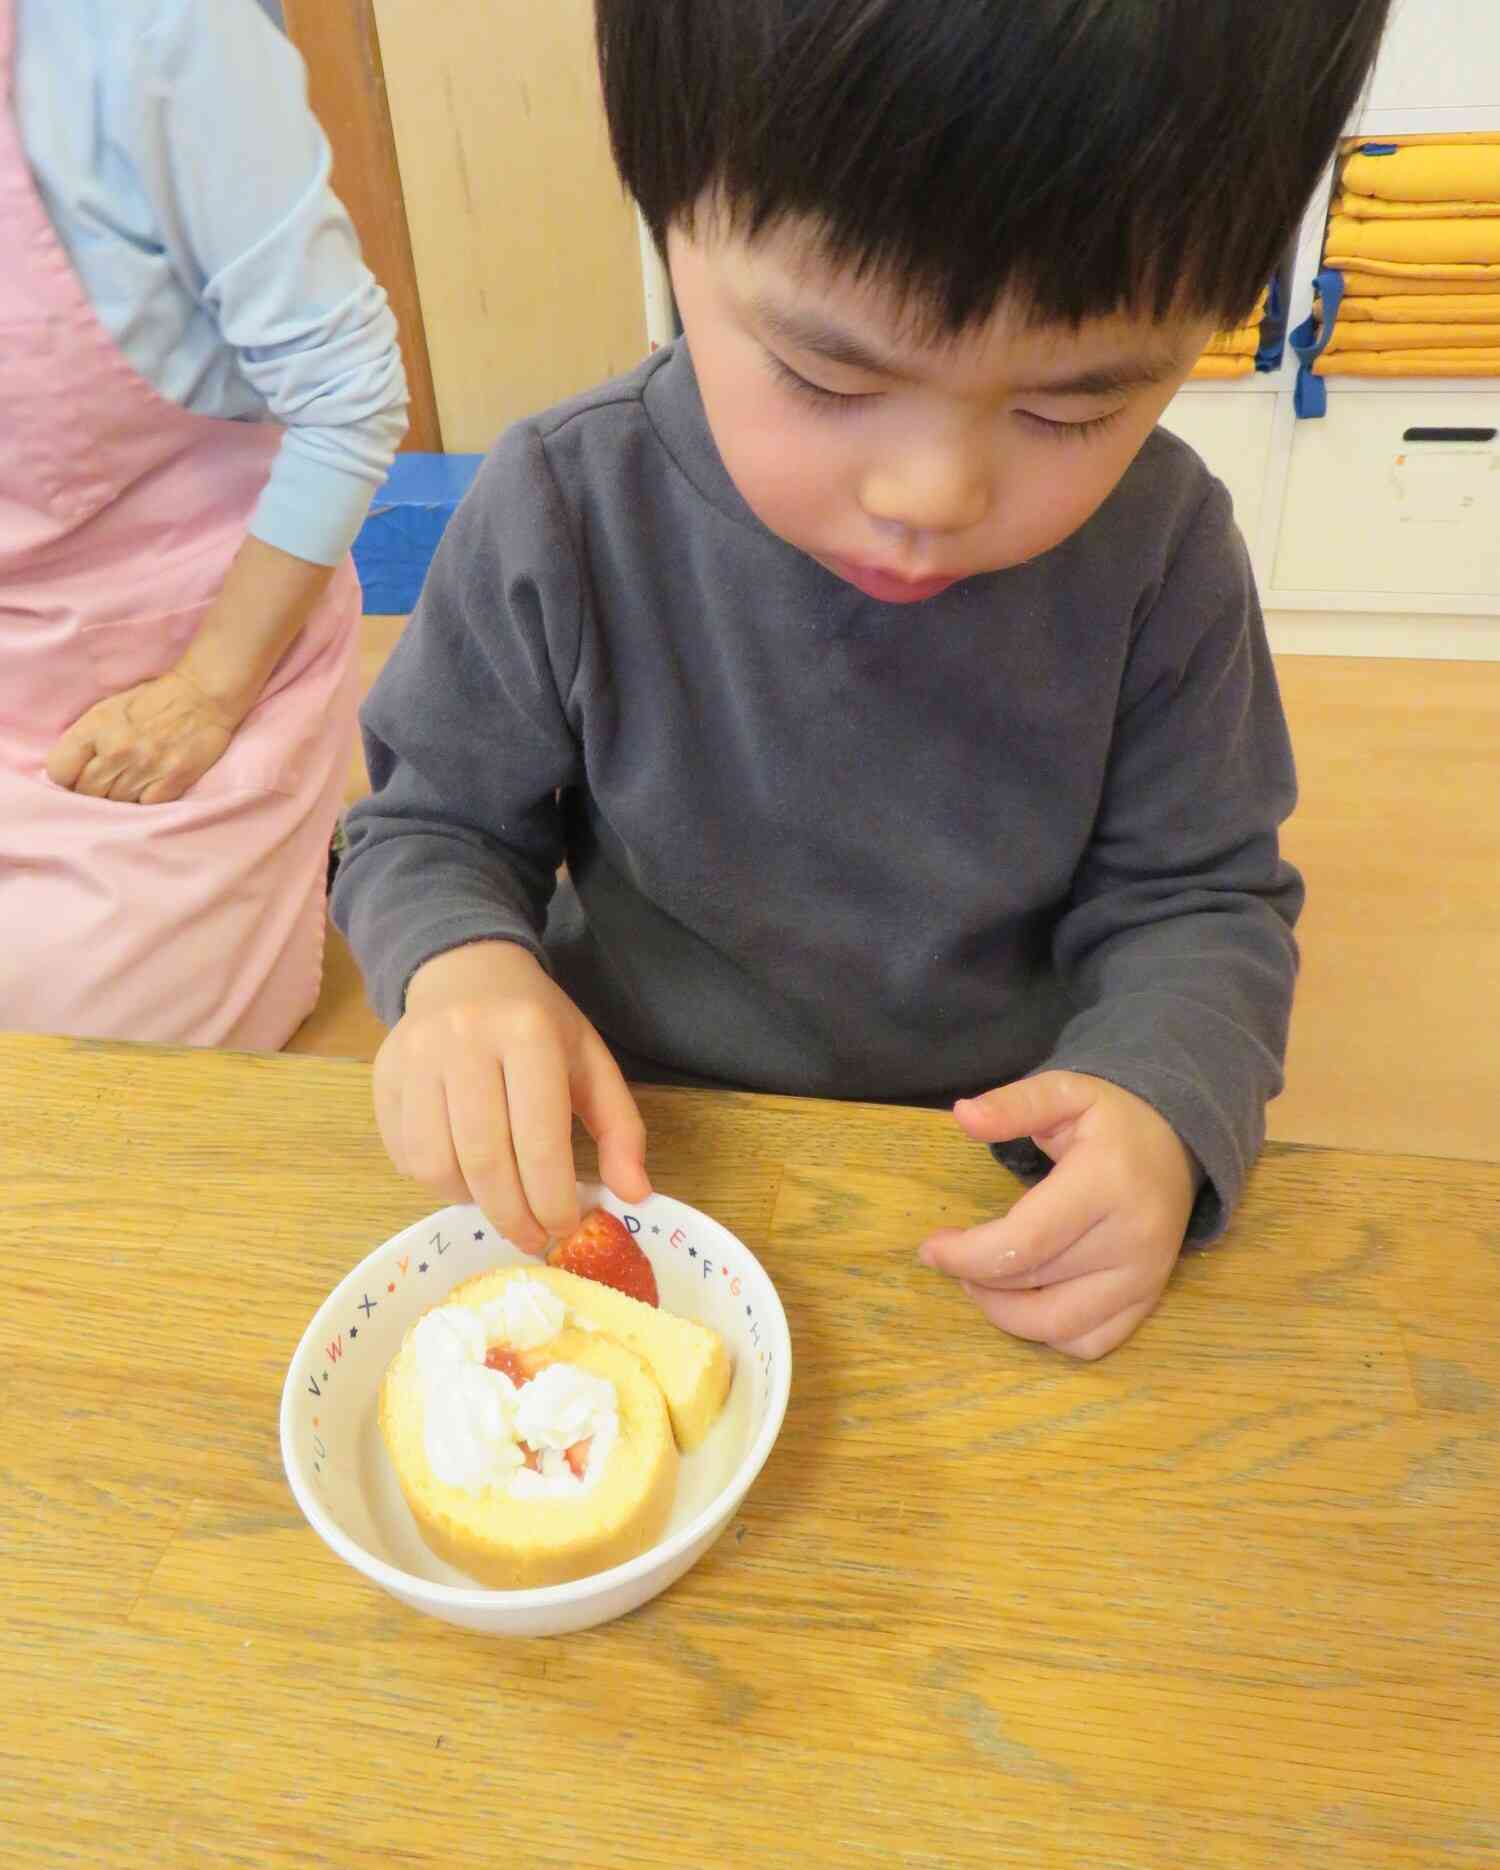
[752,296,1186,397]
[1011,355,1185,398]
[752,297,897,374]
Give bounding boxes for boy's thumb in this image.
[952,1070,1095,1147]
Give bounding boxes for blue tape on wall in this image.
[352,453,484,613]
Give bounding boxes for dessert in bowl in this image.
[281,1187,790,1637]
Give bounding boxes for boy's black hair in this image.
[597,0,1393,333]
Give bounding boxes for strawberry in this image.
[548,1206,659,1307]
[564,1438,593,1480]
[484,1344,531,1386]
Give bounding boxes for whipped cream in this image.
[422,1361,523,1489]
[409,1288,617,1498]
[480,1275,567,1350]
[412,1301,488,1376]
[509,1364,620,1499]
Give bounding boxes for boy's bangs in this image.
[599,0,1394,333]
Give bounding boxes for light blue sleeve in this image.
[123,0,410,564]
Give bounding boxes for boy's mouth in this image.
[822,556,960,605]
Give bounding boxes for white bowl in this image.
[280,1185,791,1637]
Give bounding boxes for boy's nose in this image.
[859,454,990,538]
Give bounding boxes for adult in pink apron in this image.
[0,0,362,1050]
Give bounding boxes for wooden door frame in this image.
[282,0,443,452]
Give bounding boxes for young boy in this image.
[334,0,1394,1359]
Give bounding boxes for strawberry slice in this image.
[484,1344,531,1386]
[564,1438,593,1480]
[548,1206,658,1307]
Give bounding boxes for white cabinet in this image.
[1275,393,1500,596]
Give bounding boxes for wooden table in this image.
[3,1034,1498,1868]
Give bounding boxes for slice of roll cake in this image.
[380,1290,677,1589]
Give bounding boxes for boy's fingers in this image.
[572,1036,651,1203]
[398,1068,472,1205]
[953,1071,1097,1148]
[502,1032,582,1241]
[921,1160,1104,1285]
[1055,1299,1157,1363]
[962,1266,1127,1351]
[372,1054,407,1170]
[442,1054,546,1254]
[943,1225,1103,1293]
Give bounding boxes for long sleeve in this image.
[15,0,409,565]
[332,424,586,1020]
[1018,484,1304,1241]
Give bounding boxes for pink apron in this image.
[0,0,361,1050]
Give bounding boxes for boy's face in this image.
[668,211,1216,602]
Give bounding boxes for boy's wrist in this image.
[404,938,546,1012]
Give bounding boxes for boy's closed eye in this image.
[1015,406,1129,442]
[765,344,1133,443]
[763,348,881,411]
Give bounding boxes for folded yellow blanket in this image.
[1339,269,1500,297]
[1338,292,1500,323]
[1325,215,1500,267]
[1342,143,1500,204]
[1203,326,1261,357]
[1322,321,1500,351]
[1315,348,1500,377]
[1190,288,1269,374]
[1335,190,1500,222]
[1189,354,1254,379]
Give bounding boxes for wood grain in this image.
[3,1034,1498,1868]
[281,0,443,452]
[370,0,647,451]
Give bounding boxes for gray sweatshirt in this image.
[334,341,1302,1240]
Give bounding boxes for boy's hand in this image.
[372,941,650,1254]
[919,1072,1196,1361]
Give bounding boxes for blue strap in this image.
[1256,273,1286,371]
[1290,268,1346,417]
